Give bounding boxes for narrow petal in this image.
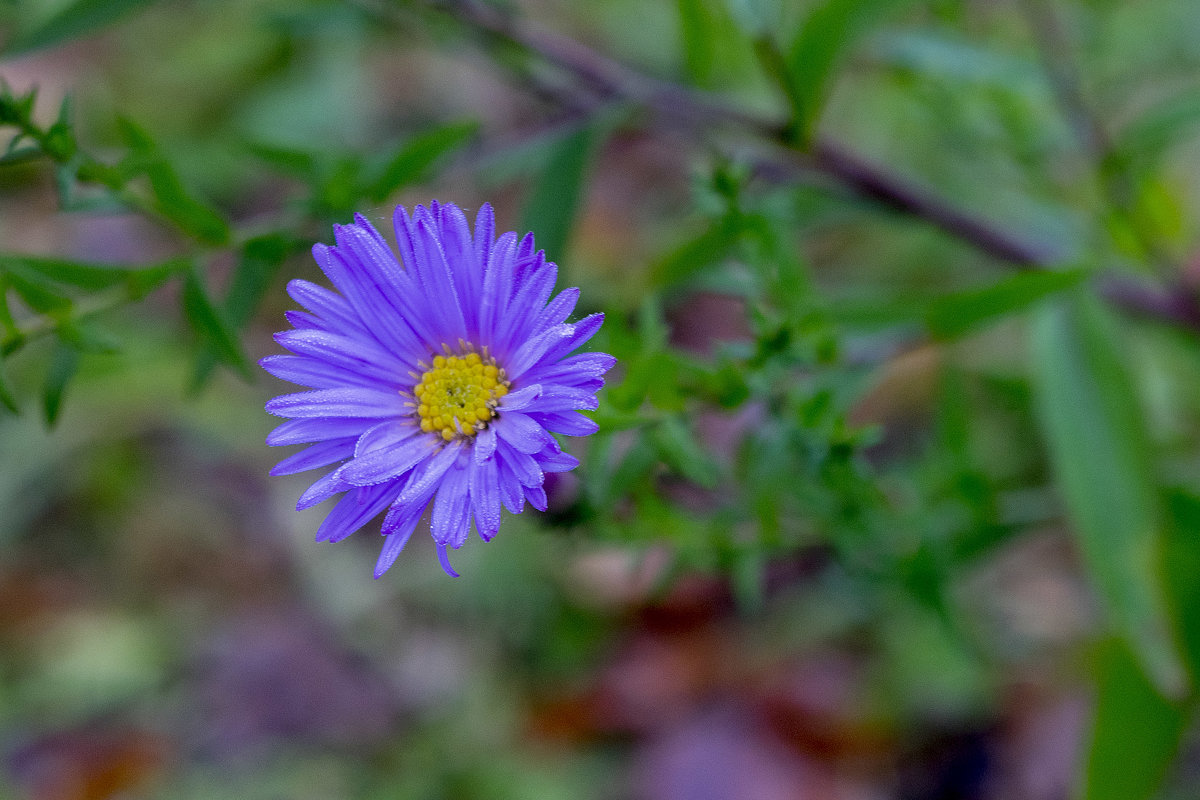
[354,419,421,457]
[522,385,599,413]
[316,483,398,543]
[286,279,364,335]
[437,543,460,577]
[530,287,579,336]
[298,469,349,510]
[494,411,551,454]
[505,324,574,381]
[270,438,355,476]
[524,484,548,512]
[468,456,501,542]
[498,383,542,412]
[473,426,497,464]
[541,312,605,365]
[430,464,471,547]
[537,449,580,473]
[341,435,436,486]
[266,387,407,419]
[260,355,378,391]
[497,458,526,514]
[528,410,600,437]
[498,439,544,488]
[374,503,426,578]
[397,442,461,507]
[267,417,369,446]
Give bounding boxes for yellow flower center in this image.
[412,350,510,442]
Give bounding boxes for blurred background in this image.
[2,0,1200,797]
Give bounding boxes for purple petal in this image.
[497,438,544,487]
[494,411,551,455]
[541,312,604,365]
[528,410,600,437]
[430,464,471,547]
[537,448,580,473]
[260,355,378,391]
[498,383,542,412]
[341,434,436,486]
[397,442,461,507]
[530,287,579,336]
[298,469,350,511]
[468,456,501,542]
[374,504,424,578]
[266,388,407,419]
[267,417,370,446]
[497,458,526,514]
[505,324,573,380]
[317,483,398,543]
[437,543,460,577]
[524,484,548,512]
[473,426,497,464]
[270,438,355,476]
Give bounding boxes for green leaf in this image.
[1031,293,1184,696]
[925,268,1087,340]
[368,122,478,202]
[117,118,230,245]
[520,123,603,263]
[0,357,17,414]
[246,142,319,179]
[786,0,916,138]
[1082,639,1189,800]
[42,340,80,426]
[182,264,250,378]
[1113,89,1200,168]
[1,254,152,292]
[4,0,157,55]
[650,216,742,287]
[191,234,292,388]
[653,416,721,488]
[677,0,717,84]
[4,269,71,314]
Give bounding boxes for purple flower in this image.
[262,202,613,577]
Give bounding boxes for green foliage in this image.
[3,0,1200,794]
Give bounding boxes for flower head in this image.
[262,202,613,577]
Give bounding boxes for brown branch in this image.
[410,0,1200,332]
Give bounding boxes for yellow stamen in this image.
[409,345,512,441]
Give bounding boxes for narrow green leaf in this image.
[4,0,157,55]
[650,216,742,287]
[191,234,292,388]
[246,142,318,179]
[1083,639,1189,800]
[42,340,79,426]
[925,268,1087,340]
[654,416,721,488]
[368,122,478,202]
[0,357,17,414]
[677,0,717,84]
[4,269,71,314]
[1031,293,1184,696]
[520,124,602,263]
[786,0,916,138]
[1113,89,1200,168]
[117,118,230,245]
[182,264,250,378]
[1,254,145,291]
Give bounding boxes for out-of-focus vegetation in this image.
[2,0,1200,797]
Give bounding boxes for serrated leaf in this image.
[368,122,477,202]
[520,123,602,263]
[786,0,917,138]
[182,264,250,378]
[3,0,156,55]
[1031,293,1184,696]
[42,340,79,426]
[925,268,1087,340]
[1082,639,1189,800]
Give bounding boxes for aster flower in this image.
[262,201,613,577]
